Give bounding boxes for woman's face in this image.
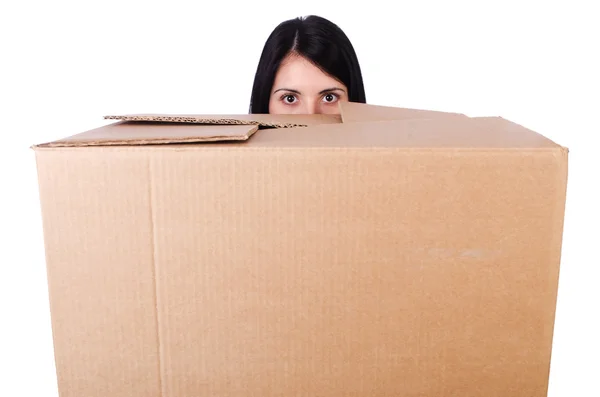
[269,54,348,115]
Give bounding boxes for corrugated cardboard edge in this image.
[103,114,305,128]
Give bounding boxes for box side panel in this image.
[151,148,567,397]
[34,150,161,397]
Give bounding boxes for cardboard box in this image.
[33,102,568,396]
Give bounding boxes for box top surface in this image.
[32,102,565,150]
[236,117,562,149]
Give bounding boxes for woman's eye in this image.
[283,95,297,104]
[323,93,338,103]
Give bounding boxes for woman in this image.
[249,15,366,115]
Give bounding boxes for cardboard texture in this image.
[104,112,343,127]
[33,101,569,397]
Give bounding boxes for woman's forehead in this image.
[272,55,346,93]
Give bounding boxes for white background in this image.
[1,1,599,396]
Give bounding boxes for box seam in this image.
[148,158,165,397]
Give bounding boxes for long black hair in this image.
[249,15,366,114]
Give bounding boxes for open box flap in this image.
[33,123,260,148]
[340,101,468,123]
[33,113,341,148]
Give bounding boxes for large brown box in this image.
[33,102,569,396]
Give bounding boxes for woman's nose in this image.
[300,99,320,114]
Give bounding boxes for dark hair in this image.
[249,15,366,114]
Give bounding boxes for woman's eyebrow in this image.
[273,88,301,94]
[319,87,346,94]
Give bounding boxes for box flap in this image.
[223,116,566,150]
[340,101,467,123]
[33,122,260,148]
[104,113,341,128]
[33,113,342,148]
